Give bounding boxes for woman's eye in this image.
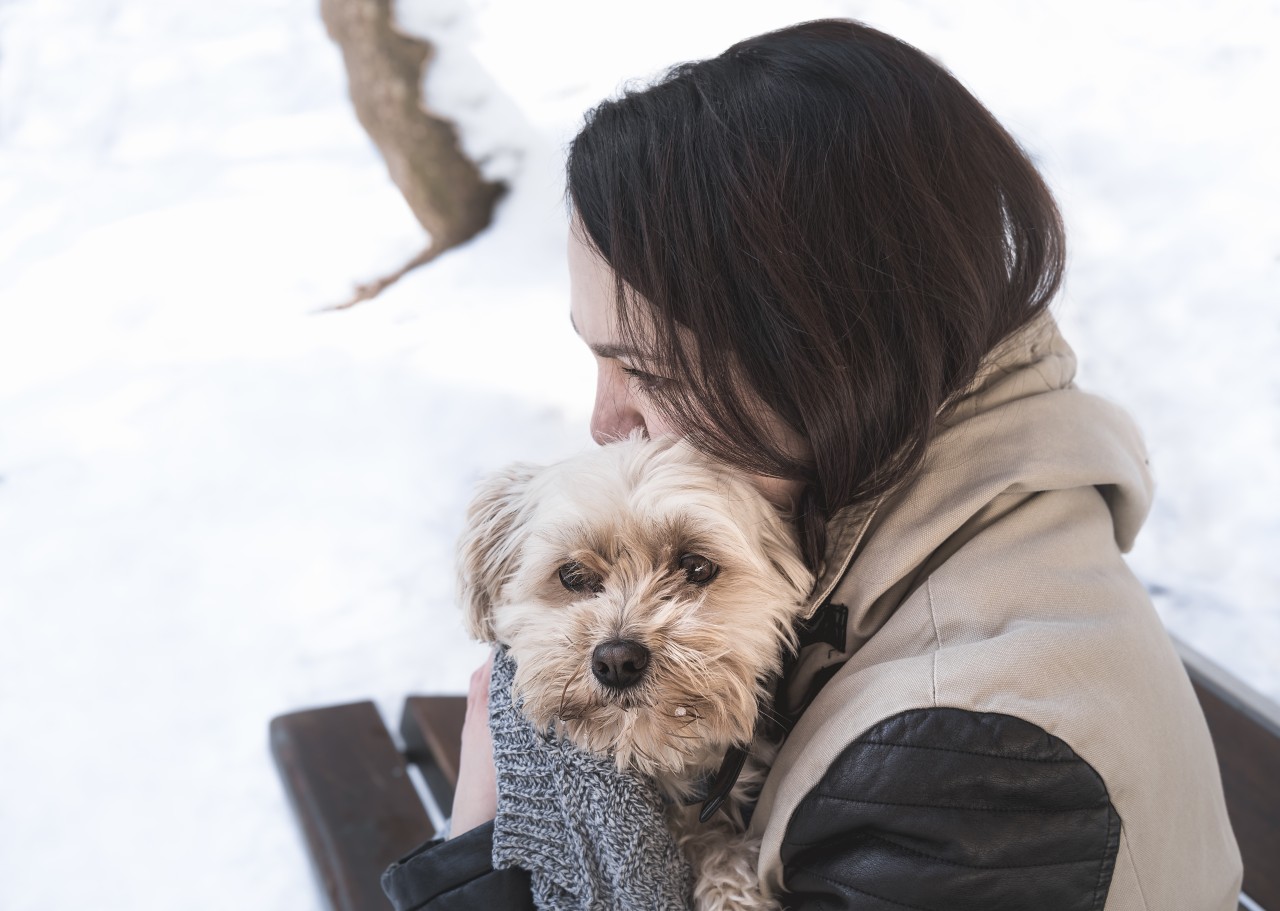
[558,561,604,595]
[679,553,719,585]
[621,365,668,392]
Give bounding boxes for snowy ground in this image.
[1,0,1276,908]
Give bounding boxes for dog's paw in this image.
[687,831,777,911]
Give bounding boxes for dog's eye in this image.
[679,553,719,585]
[558,561,604,595]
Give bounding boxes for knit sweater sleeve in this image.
[382,650,693,911]
[487,647,694,911]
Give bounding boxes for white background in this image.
[1,0,1277,907]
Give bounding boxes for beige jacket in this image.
[756,310,1242,909]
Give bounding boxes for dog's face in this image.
[458,435,814,781]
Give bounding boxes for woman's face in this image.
[567,224,806,511]
[567,224,678,446]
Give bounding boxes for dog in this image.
[457,433,815,911]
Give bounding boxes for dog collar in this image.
[691,744,750,823]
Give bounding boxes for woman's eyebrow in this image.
[570,311,653,361]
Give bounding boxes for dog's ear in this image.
[762,522,817,608]
[457,463,540,642]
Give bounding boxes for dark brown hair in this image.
[566,18,1065,569]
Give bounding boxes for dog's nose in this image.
[591,639,650,690]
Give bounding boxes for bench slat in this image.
[400,695,466,818]
[1177,640,1280,911]
[270,700,435,911]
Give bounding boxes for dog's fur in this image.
[458,434,814,911]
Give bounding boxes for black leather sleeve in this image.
[381,821,535,911]
[780,708,1121,911]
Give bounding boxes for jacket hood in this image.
[783,309,1156,710]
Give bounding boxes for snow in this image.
[0,0,1276,907]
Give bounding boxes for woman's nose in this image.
[590,365,645,445]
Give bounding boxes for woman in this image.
[391,18,1242,909]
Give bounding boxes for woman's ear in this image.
[457,463,541,642]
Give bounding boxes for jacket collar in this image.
[780,309,1155,716]
[802,309,1066,617]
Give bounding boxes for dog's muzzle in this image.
[591,639,649,690]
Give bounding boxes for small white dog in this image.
[458,434,815,911]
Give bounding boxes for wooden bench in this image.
[270,638,1280,911]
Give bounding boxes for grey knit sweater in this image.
[488,648,694,911]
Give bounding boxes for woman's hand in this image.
[447,651,498,839]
